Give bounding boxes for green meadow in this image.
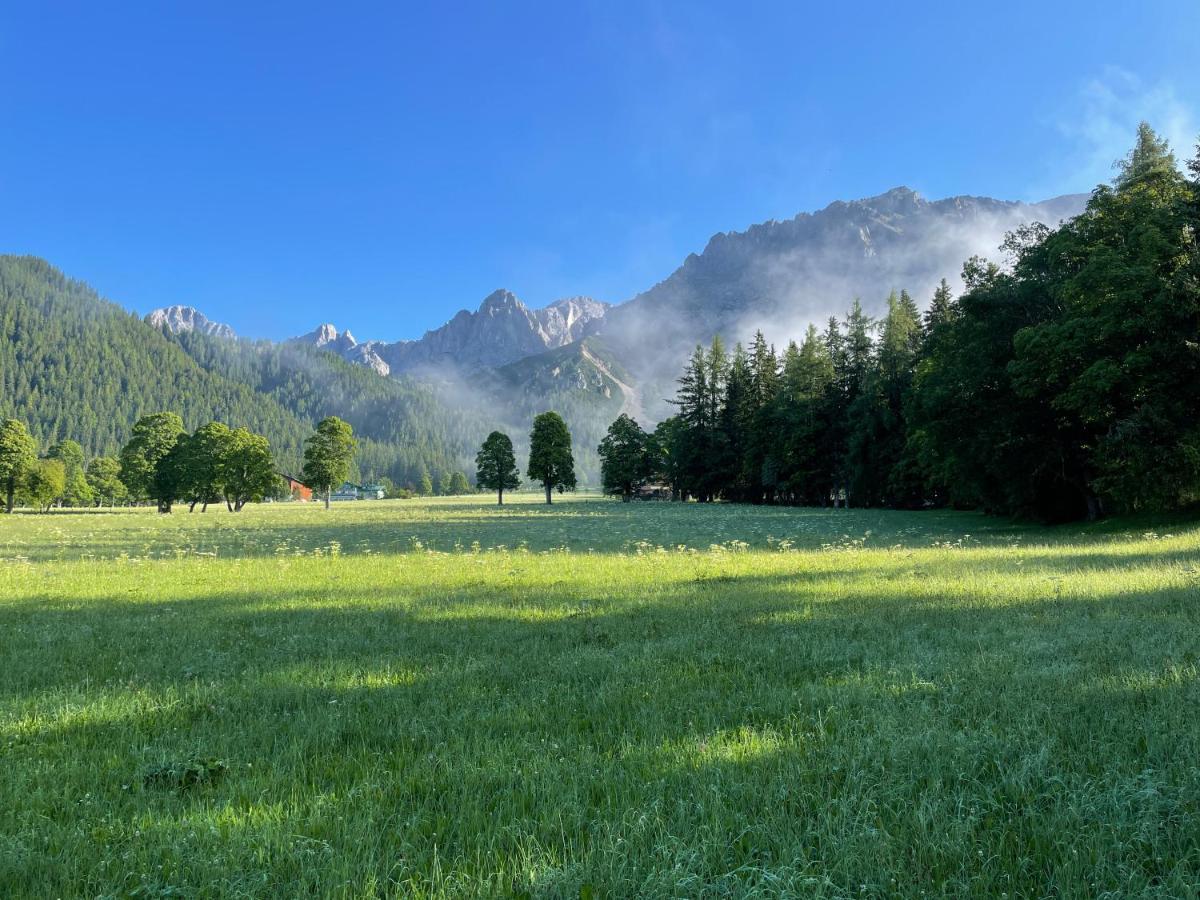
[1,496,1198,897]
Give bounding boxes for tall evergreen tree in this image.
[924,279,956,334]
[720,344,754,500]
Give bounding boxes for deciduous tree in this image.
[476,431,520,504]
[302,416,356,509]
[527,412,576,504]
[598,414,651,501]
[0,419,37,513]
[119,413,185,512]
[86,456,127,506]
[21,459,66,512]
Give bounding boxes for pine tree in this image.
[720,344,754,501]
[924,279,955,334]
[418,466,434,497]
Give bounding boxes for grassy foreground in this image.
[1,496,1198,897]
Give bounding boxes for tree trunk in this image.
[622,489,631,502]
[545,483,552,505]
[325,488,331,510]
[157,499,172,514]
[5,478,14,513]
[189,500,197,512]
[497,488,503,506]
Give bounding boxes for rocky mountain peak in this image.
[478,289,523,313]
[293,323,359,355]
[310,323,341,346]
[145,305,236,340]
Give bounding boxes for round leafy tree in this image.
[0,419,38,513]
[302,416,357,509]
[527,412,576,505]
[475,431,519,504]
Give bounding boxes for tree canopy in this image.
[650,124,1200,521]
[597,414,654,501]
[302,417,357,509]
[0,418,37,513]
[119,413,186,513]
[527,412,576,504]
[475,430,520,504]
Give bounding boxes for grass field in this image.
[2,496,1198,897]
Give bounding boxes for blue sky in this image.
[2,1,1198,340]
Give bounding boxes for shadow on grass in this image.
[2,538,1198,895]
[7,503,1200,563]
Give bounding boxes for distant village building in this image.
[279,473,313,502]
[331,482,386,501]
[330,483,360,501]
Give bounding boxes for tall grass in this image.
[1,498,1197,896]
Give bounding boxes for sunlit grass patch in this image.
[1,498,1198,895]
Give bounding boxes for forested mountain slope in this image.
[0,256,474,485]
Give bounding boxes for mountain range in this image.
[150,186,1087,423]
[2,185,1088,487]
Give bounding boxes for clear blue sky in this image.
[2,1,1197,340]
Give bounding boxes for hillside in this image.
[0,255,474,487]
[471,337,632,479]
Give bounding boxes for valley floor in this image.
[1,497,1198,896]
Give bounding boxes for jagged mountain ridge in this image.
[595,187,1089,415]
[146,304,236,340]
[143,185,1090,466]
[285,187,1086,401]
[291,290,609,375]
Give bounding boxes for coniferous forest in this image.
[629,126,1199,520]
[0,256,474,489]
[4,126,1199,522]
